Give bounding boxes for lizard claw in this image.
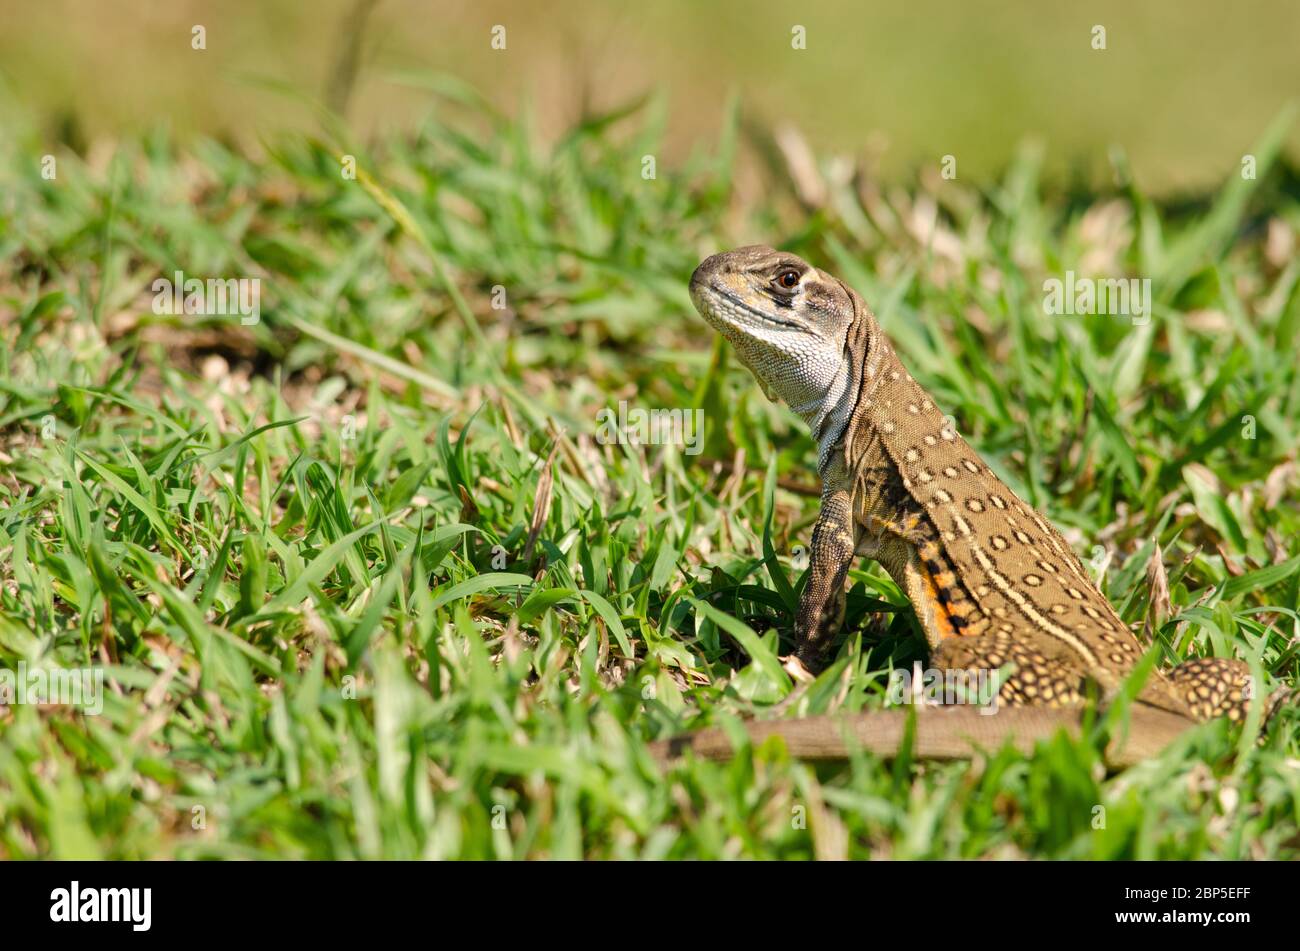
[782,654,817,683]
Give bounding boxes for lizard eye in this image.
[776,269,801,289]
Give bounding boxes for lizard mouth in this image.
[697,284,809,332]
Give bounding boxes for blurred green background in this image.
[2,0,1298,192]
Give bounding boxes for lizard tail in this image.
[648,705,1194,769]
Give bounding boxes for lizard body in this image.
[664,245,1285,767]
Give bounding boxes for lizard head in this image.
[689,246,858,426]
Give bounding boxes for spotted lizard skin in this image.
[689,245,1282,727]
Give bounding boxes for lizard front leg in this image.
[793,487,859,670]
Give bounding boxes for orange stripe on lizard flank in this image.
[918,566,966,640]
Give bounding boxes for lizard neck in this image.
[785,359,855,475]
[815,286,884,476]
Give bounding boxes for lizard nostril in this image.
[689,255,721,291]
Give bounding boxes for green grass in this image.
[2,90,1299,859]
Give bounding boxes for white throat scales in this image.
[748,340,855,476]
[699,283,861,476]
